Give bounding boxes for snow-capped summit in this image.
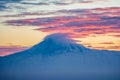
[29,33,87,56]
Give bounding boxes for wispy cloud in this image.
[100,42,114,44]
[1,7,120,51]
[6,7,120,38]
[0,0,120,16]
[0,45,28,56]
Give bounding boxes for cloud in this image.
[5,7,120,39]
[0,45,28,56]
[22,0,94,4]
[80,1,94,4]
[44,33,76,44]
[107,46,120,49]
[109,34,120,38]
[0,0,120,17]
[0,0,21,9]
[100,42,114,44]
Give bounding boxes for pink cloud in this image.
[5,7,120,38]
[0,46,28,56]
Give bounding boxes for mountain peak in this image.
[29,33,86,55]
[43,33,76,45]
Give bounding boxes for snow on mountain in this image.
[0,33,120,79]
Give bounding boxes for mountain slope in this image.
[0,33,120,79]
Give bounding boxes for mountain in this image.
[0,33,120,80]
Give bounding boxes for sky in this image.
[0,0,120,56]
